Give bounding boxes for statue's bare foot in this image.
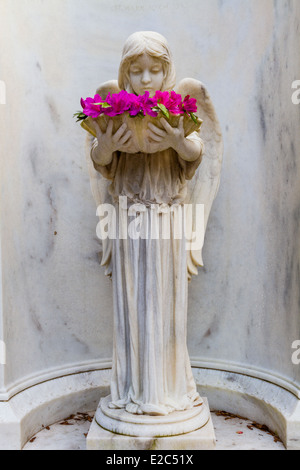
[125,403,143,415]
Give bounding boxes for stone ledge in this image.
[0,368,297,449]
[86,398,216,450]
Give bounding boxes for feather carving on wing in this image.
[175,79,223,279]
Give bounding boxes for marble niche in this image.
[0,0,299,450]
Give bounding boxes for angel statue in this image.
[84,31,223,437]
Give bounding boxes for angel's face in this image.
[128,53,165,96]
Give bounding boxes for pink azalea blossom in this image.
[132,91,158,117]
[103,90,132,116]
[182,95,197,114]
[154,90,170,107]
[80,94,105,118]
[167,91,184,115]
[154,90,184,115]
[78,90,198,121]
[127,93,142,116]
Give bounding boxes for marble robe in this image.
[92,132,204,415]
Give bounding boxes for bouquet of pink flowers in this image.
[74,90,202,151]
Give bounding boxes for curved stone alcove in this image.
[0,369,299,449]
[0,0,299,450]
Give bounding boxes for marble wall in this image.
[0,0,299,402]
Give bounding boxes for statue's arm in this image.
[176,131,204,180]
[90,138,119,180]
[91,142,114,167]
[175,132,204,163]
[147,117,204,162]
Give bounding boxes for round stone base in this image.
[95,395,210,437]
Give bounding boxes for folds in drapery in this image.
[89,129,205,415]
[92,132,203,206]
[109,204,202,416]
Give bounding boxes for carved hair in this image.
[118,31,176,93]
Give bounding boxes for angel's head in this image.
[118,31,176,96]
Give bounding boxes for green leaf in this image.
[189,112,198,124]
[73,111,87,122]
[94,102,110,108]
[157,103,170,119]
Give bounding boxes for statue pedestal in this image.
[86,398,216,450]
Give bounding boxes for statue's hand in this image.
[91,120,133,154]
[146,116,185,153]
[118,138,140,154]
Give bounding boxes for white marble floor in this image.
[22,410,285,450]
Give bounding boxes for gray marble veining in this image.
[0,0,299,402]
